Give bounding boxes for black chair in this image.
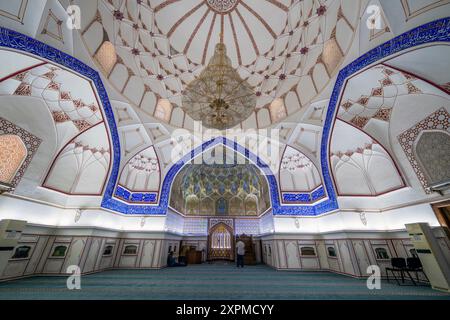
[406,257,429,285]
[386,258,416,285]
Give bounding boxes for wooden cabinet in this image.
[187,250,202,264]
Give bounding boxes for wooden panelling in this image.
[0,233,180,281]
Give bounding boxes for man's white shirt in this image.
[236,241,245,255]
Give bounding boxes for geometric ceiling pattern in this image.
[279,146,325,203]
[320,17,450,204]
[80,0,360,129]
[0,134,27,183]
[0,49,111,196]
[0,60,103,151]
[333,61,450,194]
[170,160,271,216]
[398,108,450,191]
[1,0,450,217]
[0,134,27,184]
[336,63,430,151]
[115,145,161,204]
[329,119,405,196]
[0,119,41,188]
[43,123,111,195]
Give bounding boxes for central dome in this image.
[205,0,240,13]
[154,0,288,67]
[79,0,361,129]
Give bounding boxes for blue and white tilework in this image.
[2,17,449,216]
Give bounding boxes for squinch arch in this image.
[102,137,335,215]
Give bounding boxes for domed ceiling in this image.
[80,0,360,129]
[2,0,450,219]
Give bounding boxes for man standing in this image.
[236,240,245,268]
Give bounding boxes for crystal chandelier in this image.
[182,42,255,130]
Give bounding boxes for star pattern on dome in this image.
[80,0,360,129]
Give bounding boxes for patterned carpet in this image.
[0,264,449,300]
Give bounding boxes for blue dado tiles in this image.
[282,186,326,204]
[114,186,158,204]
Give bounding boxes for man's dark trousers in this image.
[237,254,244,268]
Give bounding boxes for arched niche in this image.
[229,196,243,216]
[415,130,450,186]
[169,145,271,217]
[185,194,200,215]
[397,108,450,191]
[244,194,258,216]
[0,48,114,197]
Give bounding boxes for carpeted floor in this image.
[0,264,449,300]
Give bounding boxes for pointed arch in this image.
[104,136,333,215]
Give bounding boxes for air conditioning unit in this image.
[0,181,14,195]
[428,180,450,195]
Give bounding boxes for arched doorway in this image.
[208,222,234,261]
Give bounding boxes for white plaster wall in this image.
[0,195,166,231]
[273,203,440,234]
[0,194,441,236]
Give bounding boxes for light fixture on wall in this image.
[359,211,368,226]
[74,209,84,223]
[0,181,14,195]
[182,34,255,130]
